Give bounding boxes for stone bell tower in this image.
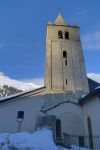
[45,13,89,94]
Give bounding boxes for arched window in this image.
[55,119,62,139]
[65,31,69,39]
[58,31,63,39]
[63,51,67,58]
[87,117,94,149]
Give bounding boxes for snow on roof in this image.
[0,91,26,101]
[79,87,100,105]
[95,86,100,89]
[0,86,45,103]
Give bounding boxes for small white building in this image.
[0,13,100,149]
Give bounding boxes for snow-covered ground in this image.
[0,128,90,150]
[0,72,40,91]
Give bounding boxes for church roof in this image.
[0,78,99,106]
[0,86,46,104]
[79,86,100,105]
[88,78,100,92]
[41,92,79,111]
[54,12,68,26]
[79,78,100,105]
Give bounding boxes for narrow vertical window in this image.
[87,117,94,149]
[65,60,67,65]
[79,136,84,147]
[58,31,63,39]
[17,111,24,132]
[66,79,67,85]
[63,51,67,58]
[55,119,62,138]
[65,32,69,39]
[17,111,24,120]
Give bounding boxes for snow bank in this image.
[0,128,90,150]
[0,128,61,150]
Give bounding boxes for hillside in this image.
[0,72,40,97]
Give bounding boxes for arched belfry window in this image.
[65,31,69,39]
[58,31,63,39]
[55,119,62,139]
[63,51,67,58]
[87,117,94,149]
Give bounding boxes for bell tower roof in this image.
[54,12,68,26]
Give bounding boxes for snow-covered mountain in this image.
[0,72,40,92]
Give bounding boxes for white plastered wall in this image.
[47,102,85,135]
[82,96,100,135]
[0,95,44,133]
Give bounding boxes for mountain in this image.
[0,72,40,97]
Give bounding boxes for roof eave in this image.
[0,86,46,104]
[79,88,100,105]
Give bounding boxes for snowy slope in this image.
[0,72,40,91]
[0,128,89,150]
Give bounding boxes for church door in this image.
[55,119,62,145]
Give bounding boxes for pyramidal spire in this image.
[58,10,61,16]
[54,12,68,26]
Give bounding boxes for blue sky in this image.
[0,0,100,84]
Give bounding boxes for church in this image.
[0,13,100,148]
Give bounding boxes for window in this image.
[58,31,63,39]
[66,79,67,85]
[79,136,84,147]
[63,51,67,58]
[65,60,67,65]
[17,111,24,120]
[87,117,94,149]
[55,119,62,139]
[65,32,69,39]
